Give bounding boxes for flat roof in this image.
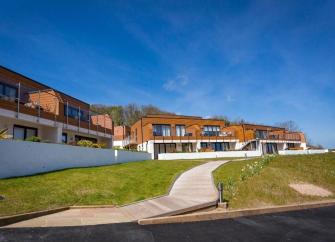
[143,114,226,122]
[0,65,90,106]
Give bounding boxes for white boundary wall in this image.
[278,149,329,155]
[158,150,262,160]
[0,140,151,178]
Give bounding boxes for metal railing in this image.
[255,132,301,141]
[0,81,113,136]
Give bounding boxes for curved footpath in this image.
[6,160,229,228]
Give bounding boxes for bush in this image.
[25,136,41,142]
[91,143,101,148]
[77,140,94,147]
[77,140,104,148]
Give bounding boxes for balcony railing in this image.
[0,82,113,136]
[255,132,301,141]
[122,136,138,146]
[150,130,236,141]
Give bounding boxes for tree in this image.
[275,120,300,132]
[91,103,173,127]
[123,103,143,126]
[211,115,231,126]
[91,104,124,126]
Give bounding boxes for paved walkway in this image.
[6,160,228,227]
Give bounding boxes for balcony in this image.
[122,136,138,146]
[0,82,113,135]
[255,132,301,141]
[150,130,236,141]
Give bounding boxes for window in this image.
[255,130,268,139]
[62,133,68,144]
[153,124,171,136]
[0,82,17,101]
[182,143,194,152]
[13,125,37,140]
[176,125,186,136]
[64,105,88,121]
[202,126,220,136]
[201,142,225,151]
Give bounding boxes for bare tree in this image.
[275,120,300,132]
[211,115,231,126]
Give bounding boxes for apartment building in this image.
[113,125,131,147]
[0,66,113,146]
[222,123,307,154]
[123,115,308,158]
[128,114,238,158]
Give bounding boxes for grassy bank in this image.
[0,159,204,216]
[214,153,335,209]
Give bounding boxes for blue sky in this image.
[0,0,334,147]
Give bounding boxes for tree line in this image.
[91,103,173,126]
[91,103,320,148]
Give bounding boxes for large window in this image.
[13,125,37,140]
[176,125,186,136]
[62,133,68,144]
[0,82,17,102]
[153,124,171,136]
[202,126,220,136]
[64,105,88,121]
[153,143,176,159]
[200,142,229,151]
[255,130,268,139]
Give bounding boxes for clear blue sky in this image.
[0,0,334,147]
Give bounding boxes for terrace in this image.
[0,81,113,136]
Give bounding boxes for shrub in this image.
[0,128,7,140]
[25,136,41,142]
[77,140,104,148]
[91,143,101,148]
[77,140,94,147]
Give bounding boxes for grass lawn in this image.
[214,153,335,209]
[0,159,205,217]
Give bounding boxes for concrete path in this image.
[6,160,228,227]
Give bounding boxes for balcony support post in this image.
[104,114,106,137]
[88,111,91,134]
[54,98,57,126]
[37,90,41,122]
[16,82,20,119]
[78,106,80,132]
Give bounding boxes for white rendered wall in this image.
[113,140,124,147]
[0,110,113,147]
[278,149,328,155]
[158,150,262,160]
[0,140,151,178]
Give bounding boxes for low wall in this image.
[0,140,152,179]
[278,149,329,155]
[158,150,262,160]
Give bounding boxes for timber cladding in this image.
[130,114,226,144]
[0,65,113,134]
